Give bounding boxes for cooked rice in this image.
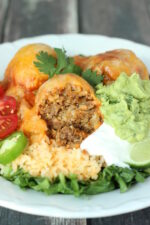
[12,138,104,181]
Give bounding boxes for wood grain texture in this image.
[88,207,150,225]
[0,0,9,42]
[79,0,150,45]
[0,208,87,225]
[3,0,78,42]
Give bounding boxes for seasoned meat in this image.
[35,74,101,146]
[74,49,149,84]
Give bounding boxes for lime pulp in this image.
[128,138,150,168]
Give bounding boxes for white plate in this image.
[0,34,150,218]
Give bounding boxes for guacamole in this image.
[96,73,150,143]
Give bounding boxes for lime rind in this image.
[0,131,28,165]
[127,161,150,169]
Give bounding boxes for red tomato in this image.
[0,86,4,97]
[0,114,18,139]
[0,96,17,116]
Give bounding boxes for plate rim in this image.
[0,34,150,218]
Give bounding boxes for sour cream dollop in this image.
[81,123,131,168]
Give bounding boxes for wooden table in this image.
[0,0,150,224]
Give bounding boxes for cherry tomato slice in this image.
[0,96,17,116]
[0,86,4,97]
[0,114,18,139]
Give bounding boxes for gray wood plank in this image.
[88,207,150,225]
[0,0,9,42]
[3,0,78,42]
[0,207,87,225]
[46,218,87,225]
[79,0,150,45]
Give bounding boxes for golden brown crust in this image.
[4,43,56,91]
[74,49,149,83]
[35,73,97,107]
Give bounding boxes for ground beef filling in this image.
[39,84,100,146]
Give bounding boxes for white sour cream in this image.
[81,123,131,168]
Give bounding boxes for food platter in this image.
[0,34,150,218]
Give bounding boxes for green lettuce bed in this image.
[1,165,150,196]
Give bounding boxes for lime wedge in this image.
[127,138,150,168]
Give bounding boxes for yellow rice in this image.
[12,138,104,181]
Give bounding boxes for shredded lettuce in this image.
[1,165,149,196]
